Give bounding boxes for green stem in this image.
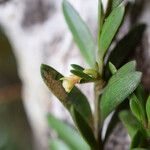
[94,83,100,139]
[94,80,104,149]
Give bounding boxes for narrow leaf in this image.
[48,114,90,150]
[107,24,146,68]
[135,84,146,105]
[101,71,142,119]
[41,64,93,127]
[131,148,148,150]
[146,96,150,125]
[49,139,71,150]
[112,0,124,9]
[98,0,104,44]
[70,70,93,80]
[63,0,96,67]
[104,25,145,80]
[108,61,136,85]
[109,62,117,75]
[119,111,141,138]
[71,64,84,71]
[104,100,128,144]
[104,111,119,143]
[99,5,125,59]
[70,106,98,149]
[105,0,124,16]
[130,130,144,149]
[130,94,146,123]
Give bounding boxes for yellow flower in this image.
[61,75,81,93]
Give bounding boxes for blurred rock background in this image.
[0,0,149,150]
[0,28,33,149]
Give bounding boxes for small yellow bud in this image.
[61,75,81,93]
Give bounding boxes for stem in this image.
[94,83,100,138]
[94,80,104,149]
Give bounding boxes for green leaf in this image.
[130,94,146,123]
[107,24,146,68]
[119,111,141,138]
[70,106,98,149]
[108,61,136,85]
[63,0,96,67]
[48,114,90,150]
[98,5,125,59]
[131,148,148,150]
[105,0,124,17]
[98,0,104,45]
[49,139,71,150]
[104,100,128,144]
[112,0,124,9]
[135,84,146,104]
[104,111,119,143]
[130,130,144,149]
[41,64,93,127]
[71,64,84,71]
[70,70,93,80]
[104,25,146,81]
[146,96,150,125]
[108,62,117,75]
[101,71,142,119]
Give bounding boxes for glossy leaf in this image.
[49,139,71,150]
[70,106,98,149]
[48,114,90,150]
[107,24,146,68]
[146,96,150,125]
[70,70,93,80]
[119,111,141,138]
[99,5,125,59]
[71,64,84,71]
[130,94,146,123]
[41,64,93,127]
[63,0,96,67]
[101,71,141,119]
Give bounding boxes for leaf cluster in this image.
[40,0,146,149]
[120,86,150,149]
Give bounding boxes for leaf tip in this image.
[40,64,50,79]
[62,0,69,9]
[108,61,117,75]
[136,71,142,80]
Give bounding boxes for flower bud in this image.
[61,75,81,93]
